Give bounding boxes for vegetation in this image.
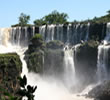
[18,13,30,26]
[12,13,31,27]
[34,10,69,26]
[0,53,22,100]
[1,75,37,100]
[11,9,110,27]
[91,10,110,23]
[30,34,45,51]
[31,34,43,41]
[0,53,22,71]
[25,33,45,73]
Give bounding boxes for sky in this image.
[0,0,110,27]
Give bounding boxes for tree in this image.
[33,19,46,26]
[19,13,30,26]
[107,10,110,14]
[34,10,69,26]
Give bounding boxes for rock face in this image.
[25,34,45,73]
[74,40,99,85]
[44,40,64,76]
[46,40,64,49]
[88,81,110,100]
[0,53,22,98]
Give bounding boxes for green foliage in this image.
[107,10,110,15]
[19,13,30,26]
[28,52,44,73]
[17,75,37,100]
[18,75,27,88]
[11,24,33,27]
[71,10,110,24]
[33,19,46,26]
[2,75,37,100]
[32,34,43,40]
[88,10,110,23]
[34,10,69,26]
[0,53,22,71]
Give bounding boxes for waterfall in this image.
[39,25,46,40]
[39,25,56,42]
[97,23,110,82]
[39,23,90,44]
[85,23,90,41]
[63,45,75,88]
[10,27,35,46]
[0,28,10,46]
[56,24,63,41]
[67,24,72,43]
[103,23,110,45]
[97,45,110,82]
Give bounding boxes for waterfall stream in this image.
[97,23,110,82]
[39,23,90,44]
[63,45,76,88]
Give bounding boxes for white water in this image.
[39,23,90,44]
[0,28,93,100]
[63,45,76,88]
[97,45,110,82]
[97,23,110,82]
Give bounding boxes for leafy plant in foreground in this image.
[2,75,37,100]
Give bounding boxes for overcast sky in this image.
[0,0,110,27]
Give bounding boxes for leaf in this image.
[32,86,37,93]
[16,89,27,96]
[27,85,37,93]
[27,85,33,93]
[23,75,27,86]
[19,75,27,88]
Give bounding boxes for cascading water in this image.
[39,25,56,42]
[39,23,90,44]
[63,45,76,88]
[10,27,35,46]
[97,23,110,82]
[97,45,110,82]
[0,27,93,100]
[85,23,90,41]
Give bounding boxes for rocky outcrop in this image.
[25,37,64,75]
[25,34,45,73]
[0,53,22,99]
[46,40,64,49]
[44,41,64,76]
[74,40,99,85]
[88,81,110,100]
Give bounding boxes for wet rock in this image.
[74,40,99,86]
[88,81,110,100]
